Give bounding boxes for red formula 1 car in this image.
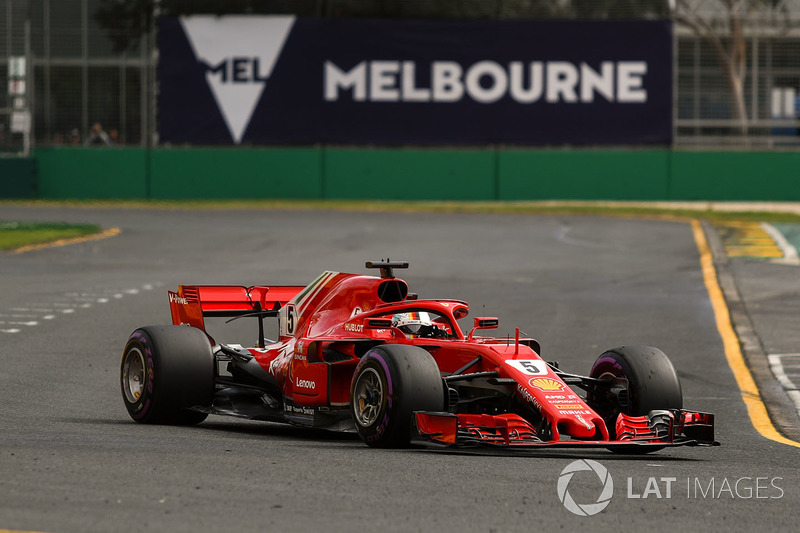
[121,261,717,452]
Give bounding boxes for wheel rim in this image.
[122,346,146,404]
[353,367,384,427]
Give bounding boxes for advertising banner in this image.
[158,17,672,145]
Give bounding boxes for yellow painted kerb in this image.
[691,219,800,448]
[11,227,121,254]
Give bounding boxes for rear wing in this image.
[168,285,305,332]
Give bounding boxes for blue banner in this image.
[158,17,672,145]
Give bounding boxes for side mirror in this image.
[474,317,499,329]
[467,317,499,340]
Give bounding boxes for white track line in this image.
[762,223,800,265]
[1,282,161,334]
[767,354,800,415]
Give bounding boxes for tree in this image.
[96,0,675,52]
[671,0,794,134]
[95,1,317,53]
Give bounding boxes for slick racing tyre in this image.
[121,325,215,425]
[350,344,444,448]
[588,346,682,452]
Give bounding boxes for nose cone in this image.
[560,414,605,439]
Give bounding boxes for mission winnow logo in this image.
[179,15,295,144]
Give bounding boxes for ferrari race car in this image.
[121,261,717,452]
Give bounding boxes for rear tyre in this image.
[588,346,682,453]
[121,325,215,425]
[350,344,444,448]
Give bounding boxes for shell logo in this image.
[529,378,564,392]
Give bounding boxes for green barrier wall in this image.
[498,150,670,200]
[670,151,800,201]
[29,147,800,202]
[323,148,495,200]
[151,147,322,199]
[0,157,37,198]
[36,147,148,198]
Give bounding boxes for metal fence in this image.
[3,0,800,154]
[2,0,154,154]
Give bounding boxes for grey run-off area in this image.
[0,205,798,532]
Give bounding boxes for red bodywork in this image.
[167,269,716,449]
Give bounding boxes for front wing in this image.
[411,410,718,450]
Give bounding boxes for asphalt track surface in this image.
[1,205,798,532]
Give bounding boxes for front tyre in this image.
[121,325,215,425]
[350,344,444,448]
[588,346,682,453]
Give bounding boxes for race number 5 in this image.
[505,359,548,375]
[281,304,298,336]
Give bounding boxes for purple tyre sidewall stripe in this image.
[368,352,393,409]
[593,356,624,374]
[125,331,154,419]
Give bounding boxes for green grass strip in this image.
[0,221,102,250]
[4,199,800,224]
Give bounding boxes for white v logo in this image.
[180,16,295,144]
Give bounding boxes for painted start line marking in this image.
[0,283,161,335]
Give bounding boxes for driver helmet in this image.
[392,311,434,338]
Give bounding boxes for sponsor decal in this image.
[553,403,583,410]
[286,404,315,416]
[168,292,188,305]
[516,384,543,411]
[558,409,593,415]
[296,377,316,390]
[344,322,364,333]
[529,377,564,392]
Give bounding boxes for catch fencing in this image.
[2,0,800,154]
